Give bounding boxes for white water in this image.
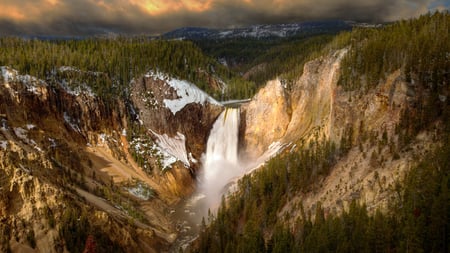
[170,107,284,251]
[169,108,241,252]
[200,108,241,206]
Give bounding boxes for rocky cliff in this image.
[0,44,441,252]
[241,49,437,218]
[0,66,222,252]
[241,49,347,157]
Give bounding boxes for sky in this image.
[0,0,448,36]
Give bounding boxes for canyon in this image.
[0,46,442,252]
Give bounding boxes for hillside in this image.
[0,45,226,252]
[194,12,450,253]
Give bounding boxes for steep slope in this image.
[241,49,348,157]
[194,12,449,253]
[0,66,222,252]
[128,70,223,199]
[241,48,434,216]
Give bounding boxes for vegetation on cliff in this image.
[193,12,450,253]
[0,37,254,99]
[0,9,448,253]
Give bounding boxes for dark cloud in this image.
[0,0,446,36]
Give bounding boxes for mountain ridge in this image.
[163,20,355,40]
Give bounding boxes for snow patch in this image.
[58,66,98,96]
[1,66,46,95]
[189,152,197,164]
[59,80,95,97]
[150,130,190,168]
[1,66,17,83]
[63,112,81,133]
[59,66,78,72]
[59,66,103,76]
[0,140,8,150]
[98,133,107,144]
[126,182,154,200]
[13,127,28,140]
[157,150,178,169]
[146,70,221,115]
[48,138,57,148]
[13,126,42,152]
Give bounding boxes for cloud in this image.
[0,0,446,36]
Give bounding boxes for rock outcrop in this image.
[130,72,223,166]
[241,49,348,157]
[241,79,291,157]
[240,49,429,218]
[0,67,223,252]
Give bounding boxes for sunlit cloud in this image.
[0,0,446,36]
[127,0,212,15]
[0,6,26,21]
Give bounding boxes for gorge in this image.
[0,12,448,253]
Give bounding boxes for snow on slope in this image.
[1,66,47,96]
[145,70,221,115]
[150,129,190,167]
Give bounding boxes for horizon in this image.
[0,0,449,36]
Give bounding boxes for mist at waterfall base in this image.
[187,108,283,218]
[200,108,241,209]
[170,108,283,251]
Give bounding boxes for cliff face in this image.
[130,71,223,167]
[0,67,222,252]
[241,49,432,217]
[241,49,348,157]
[241,79,291,157]
[128,71,223,200]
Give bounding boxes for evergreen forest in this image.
[194,12,450,253]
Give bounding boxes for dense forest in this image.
[194,34,348,88]
[195,131,450,252]
[193,12,450,253]
[0,37,255,100]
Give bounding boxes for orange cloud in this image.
[46,0,59,5]
[0,5,27,21]
[128,0,212,15]
[0,0,443,36]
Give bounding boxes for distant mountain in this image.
[163,20,357,40]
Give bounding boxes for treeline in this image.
[339,11,449,92]
[246,35,334,86]
[0,37,254,99]
[195,34,350,88]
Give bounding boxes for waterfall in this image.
[168,108,242,251]
[170,107,283,251]
[205,108,240,166]
[201,107,240,205]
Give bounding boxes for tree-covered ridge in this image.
[194,34,347,88]
[0,37,254,99]
[339,11,449,92]
[195,130,449,253]
[194,137,349,253]
[193,12,450,253]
